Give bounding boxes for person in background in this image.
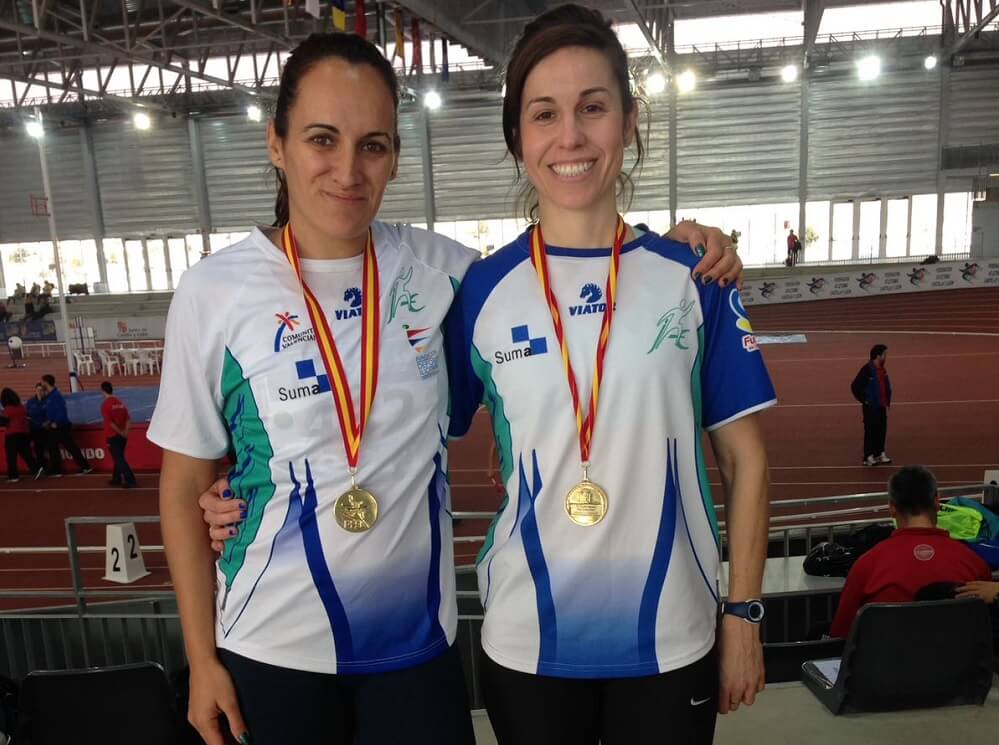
[26,383,48,473]
[830,466,991,638]
[786,229,801,266]
[0,388,43,483]
[851,344,892,467]
[100,381,136,488]
[40,373,92,476]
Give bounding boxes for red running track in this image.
[1,287,997,598]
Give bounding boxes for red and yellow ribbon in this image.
[529,217,625,464]
[281,224,380,468]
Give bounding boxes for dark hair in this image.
[0,388,20,407]
[869,344,887,360]
[272,32,402,227]
[889,466,937,517]
[101,381,113,394]
[41,374,55,387]
[502,4,645,222]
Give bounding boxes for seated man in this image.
[830,465,991,638]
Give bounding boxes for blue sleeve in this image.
[444,285,484,439]
[699,284,777,430]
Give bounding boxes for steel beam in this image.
[625,0,669,71]
[949,5,999,56]
[167,0,293,49]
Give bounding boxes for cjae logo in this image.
[569,283,607,316]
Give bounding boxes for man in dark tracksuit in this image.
[851,344,892,466]
[40,374,92,476]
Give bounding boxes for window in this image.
[831,203,854,261]
[942,192,973,255]
[103,239,129,292]
[909,194,937,256]
[885,199,908,258]
[804,201,830,262]
[124,240,148,292]
[858,201,881,260]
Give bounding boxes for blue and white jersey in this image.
[149,223,477,675]
[446,229,776,679]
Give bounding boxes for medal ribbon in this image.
[280,224,380,469]
[529,217,625,465]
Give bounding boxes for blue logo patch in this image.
[569,282,607,316]
[496,325,549,365]
[295,359,331,393]
[336,288,363,320]
[511,325,548,356]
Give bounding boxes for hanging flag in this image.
[332,0,346,30]
[441,36,449,83]
[393,8,405,62]
[411,17,422,75]
[305,0,320,19]
[355,0,367,37]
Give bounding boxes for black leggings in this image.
[219,645,475,745]
[5,432,37,479]
[482,648,718,745]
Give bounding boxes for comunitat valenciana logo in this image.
[729,292,758,353]
[274,311,314,353]
[495,325,548,365]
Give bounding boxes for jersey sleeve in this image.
[699,284,777,431]
[443,283,484,439]
[146,273,229,459]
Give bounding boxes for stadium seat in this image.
[802,598,994,714]
[15,662,193,745]
[97,350,120,376]
[73,352,95,376]
[763,638,846,683]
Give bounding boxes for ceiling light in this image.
[676,69,696,94]
[645,71,667,95]
[781,64,798,83]
[25,120,44,138]
[856,55,881,81]
[424,90,442,110]
[133,112,152,130]
[246,104,262,122]
[924,55,937,70]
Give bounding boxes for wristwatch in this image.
[722,599,766,624]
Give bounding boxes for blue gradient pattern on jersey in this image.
[518,450,558,669]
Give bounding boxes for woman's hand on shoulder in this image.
[665,220,743,289]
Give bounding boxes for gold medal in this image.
[529,221,626,529]
[334,486,379,532]
[565,477,608,527]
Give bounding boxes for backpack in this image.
[936,502,984,541]
[803,541,857,577]
[945,497,999,541]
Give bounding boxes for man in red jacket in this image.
[830,465,991,638]
[100,381,137,488]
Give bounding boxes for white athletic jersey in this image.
[446,230,777,679]
[148,223,477,675]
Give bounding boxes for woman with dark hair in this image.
[171,22,745,745]
[1,387,41,483]
[443,6,773,743]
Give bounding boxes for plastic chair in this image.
[802,598,994,714]
[135,349,159,375]
[119,349,141,376]
[73,352,95,375]
[15,662,192,745]
[97,350,120,376]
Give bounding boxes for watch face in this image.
[747,601,765,623]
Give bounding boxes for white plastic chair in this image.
[74,352,95,376]
[98,350,120,376]
[135,349,159,375]
[119,349,141,376]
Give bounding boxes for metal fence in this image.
[2,483,995,704]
